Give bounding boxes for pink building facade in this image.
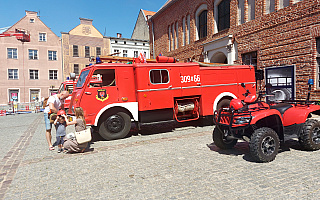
[0,11,62,104]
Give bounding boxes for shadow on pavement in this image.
[207,139,302,163]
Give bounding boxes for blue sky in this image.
[0,0,166,38]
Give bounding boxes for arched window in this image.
[199,10,207,39]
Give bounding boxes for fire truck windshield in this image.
[76,70,90,88]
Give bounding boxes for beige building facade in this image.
[61,18,110,80]
[0,11,62,104]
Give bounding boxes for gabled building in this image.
[149,0,320,100]
[0,11,62,104]
[131,9,156,41]
[61,18,110,79]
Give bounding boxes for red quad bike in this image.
[213,79,320,162]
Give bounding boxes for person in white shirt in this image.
[43,91,69,151]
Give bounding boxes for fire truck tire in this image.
[299,119,320,151]
[216,99,231,111]
[249,127,280,163]
[98,112,131,140]
[213,126,237,149]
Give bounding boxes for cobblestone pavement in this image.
[1,113,320,199]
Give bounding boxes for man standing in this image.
[43,91,69,150]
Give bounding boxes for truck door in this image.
[79,69,119,124]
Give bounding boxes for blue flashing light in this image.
[66,77,70,80]
[89,63,92,66]
[96,56,102,64]
[308,79,314,85]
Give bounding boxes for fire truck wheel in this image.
[98,112,131,140]
[299,119,320,151]
[216,99,231,111]
[213,127,237,149]
[249,127,280,163]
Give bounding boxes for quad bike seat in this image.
[270,103,293,115]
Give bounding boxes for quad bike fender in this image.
[250,109,283,125]
[282,105,320,126]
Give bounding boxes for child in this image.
[54,110,68,153]
[63,107,88,153]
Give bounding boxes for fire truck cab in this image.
[69,57,256,140]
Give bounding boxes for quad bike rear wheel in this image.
[299,119,320,151]
[213,126,237,149]
[249,127,280,163]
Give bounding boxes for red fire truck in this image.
[68,56,257,140]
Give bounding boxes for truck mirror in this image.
[70,73,76,80]
[255,70,264,81]
[241,83,246,88]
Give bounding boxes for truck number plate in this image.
[180,75,200,83]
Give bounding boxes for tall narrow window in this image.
[187,15,190,44]
[316,38,320,88]
[182,17,186,46]
[123,50,128,57]
[238,0,245,25]
[7,48,17,59]
[73,45,78,57]
[96,47,101,56]
[266,0,275,14]
[176,22,179,49]
[168,26,171,51]
[29,49,38,60]
[199,10,208,39]
[218,0,231,31]
[172,24,175,50]
[74,64,79,76]
[248,0,255,21]
[134,51,138,58]
[242,52,257,70]
[85,46,90,58]
[49,70,58,80]
[29,70,39,80]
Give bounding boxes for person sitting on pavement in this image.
[43,91,69,151]
[63,107,88,153]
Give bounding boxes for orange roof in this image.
[142,10,156,17]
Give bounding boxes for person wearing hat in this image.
[43,91,69,151]
[54,110,68,153]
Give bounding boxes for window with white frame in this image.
[29,69,39,80]
[114,49,119,55]
[123,50,128,57]
[7,48,17,59]
[8,69,18,80]
[238,0,245,25]
[29,49,38,60]
[266,0,275,14]
[30,18,35,23]
[49,70,58,80]
[171,24,175,50]
[39,33,46,42]
[48,51,57,61]
[248,0,255,21]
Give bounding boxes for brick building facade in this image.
[0,11,62,104]
[61,18,110,80]
[149,0,320,100]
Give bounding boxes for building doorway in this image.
[210,52,227,64]
[8,89,19,103]
[30,89,40,102]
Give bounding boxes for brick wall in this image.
[149,0,320,99]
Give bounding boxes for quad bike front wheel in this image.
[213,126,237,149]
[299,119,320,151]
[249,127,280,163]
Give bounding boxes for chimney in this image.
[117,33,122,38]
[80,18,93,25]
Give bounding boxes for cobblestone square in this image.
[1,113,320,199]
